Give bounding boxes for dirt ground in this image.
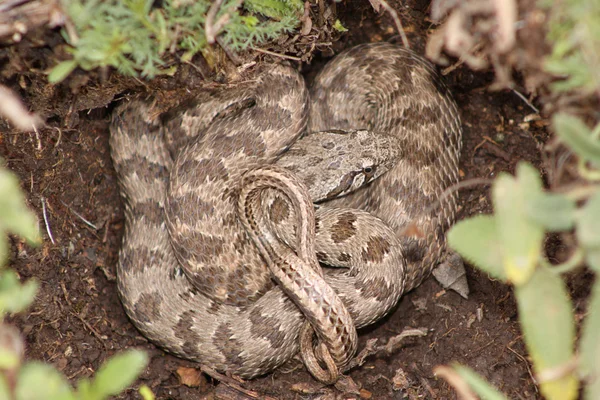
[1,0,589,399]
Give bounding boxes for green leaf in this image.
[577,191,600,251]
[0,233,7,267]
[587,249,600,272]
[0,375,11,400]
[47,60,78,83]
[448,215,506,281]
[552,114,600,167]
[77,379,92,399]
[526,192,576,232]
[16,362,76,400]
[515,266,578,400]
[244,0,303,19]
[333,19,348,32]
[0,347,20,370]
[87,349,148,398]
[450,364,508,400]
[580,277,600,400]
[0,271,39,314]
[0,168,41,246]
[493,163,545,285]
[139,385,155,400]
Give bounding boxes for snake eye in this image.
[362,165,376,182]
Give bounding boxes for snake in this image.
[109,42,462,382]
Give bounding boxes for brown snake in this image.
[109,43,462,382]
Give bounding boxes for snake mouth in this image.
[325,165,378,200]
[325,170,361,199]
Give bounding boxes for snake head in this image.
[276,129,399,202]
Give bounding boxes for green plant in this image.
[0,163,150,400]
[50,0,303,83]
[541,0,600,94]
[435,0,600,396]
[443,115,600,400]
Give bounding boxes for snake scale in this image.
[109,43,462,380]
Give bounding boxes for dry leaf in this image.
[176,366,205,387]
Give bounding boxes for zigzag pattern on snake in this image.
[109,43,462,379]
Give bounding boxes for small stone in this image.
[432,253,469,299]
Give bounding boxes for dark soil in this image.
[1,0,574,399]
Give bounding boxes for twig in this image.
[200,365,276,399]
[60,282,108,345]
[72,310,108,344]
[480,139,511,162]
[0,85,43,131]
[385,328,428,353]
[102,218,111,243]
[419,376,437,399]
[441,42,484,75]
[507,345,539,392]
[371,0,410,49]
[205,0,243,44]
[205,0,224,43]
[53,127,62,148]
[32,124,42,151]
[512,88,539,113]
[0,0,65,41]
[433,366,478,400]
[216,36,243,65]
[492,0,517,53]
[251,47,302,61]
[344,328,428,372]
[60,200,98,230]
[300,1,312,35]
[40,196,55,244]
[343,339,378,372]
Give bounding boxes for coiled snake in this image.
[109,43,462,382]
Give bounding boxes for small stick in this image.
[33,124,42,151]
[512,88,539,114]
[433,366,478,400]
[41,196,55,244]
[200,365,276,399]
[102,218,110,243]
[53,127,62,148]
[205,0,243,44]
[251,47,302,61]
[205,0,225,44]
[377,0,410,49]
[0,85,43,131]
[61,200,98,230]
[60,282,108,344]
[344,328,428,372]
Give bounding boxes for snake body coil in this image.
[109,43,462,379]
